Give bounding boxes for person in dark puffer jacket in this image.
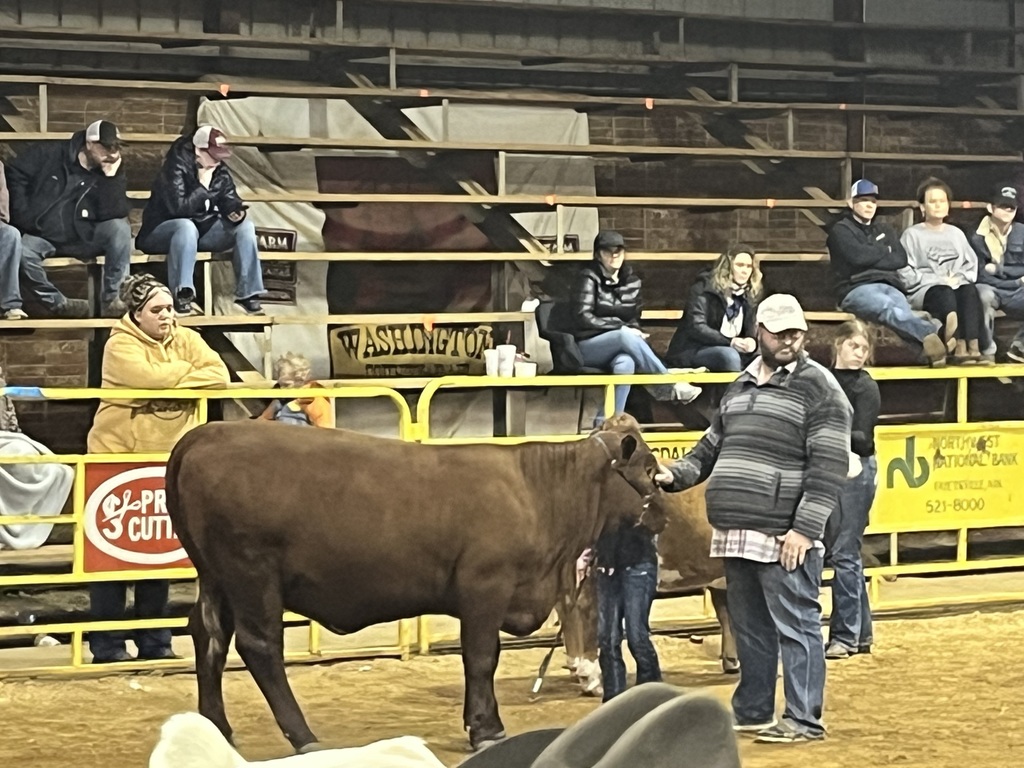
[137,125,265,316]
[667,245,763,372]
[569,230,701,424]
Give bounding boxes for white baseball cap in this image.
[756,293,808,333]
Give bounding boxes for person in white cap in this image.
[655,293,852,745]
[4,119,132,318]
[137,125,265,316]
[825,178,946,367]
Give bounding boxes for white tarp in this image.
[197,97,599,387]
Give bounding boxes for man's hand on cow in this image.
[780,530,813,571]
[654,463,674,487]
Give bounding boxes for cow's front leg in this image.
[460,616,505,750]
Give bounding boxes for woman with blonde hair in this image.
[824,319,879,659]
[667,245,764,371]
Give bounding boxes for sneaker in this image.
[922,333,947,368]
[734,719,777,734]
[91,649,135,664]
[174,300,202,316]
[100,298,126,318]
[50,298,91,319]
[1008,341,1024,363]
[825,641,853,660]
[234,296,265,316]
[977,354,996,366]
[2,308,27,320]
[137,648,183,661]
[858,643,873,655]
[754,722,825,744]
[671,381,702,404]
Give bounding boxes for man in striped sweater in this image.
[656,293,852,744]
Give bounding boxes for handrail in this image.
[3,130,1019,165]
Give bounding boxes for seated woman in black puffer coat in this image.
[570,230,702,425]
[667,245,764,372]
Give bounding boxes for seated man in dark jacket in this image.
[5,120,131,318]
[968,184,1024,362]
[826,179,945,367]
[136,125,264,316]
[569,230,701,425]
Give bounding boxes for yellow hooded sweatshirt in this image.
[87,316,229,454]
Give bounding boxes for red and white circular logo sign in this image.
[83,463,191,573]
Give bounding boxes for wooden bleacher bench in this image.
[39,251,830,268]
[0,543,73,569]
[4,74,1024,121]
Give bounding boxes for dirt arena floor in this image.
[0,609,1021,768]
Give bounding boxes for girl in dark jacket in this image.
[570,231,702,422]
[667,246,763,372]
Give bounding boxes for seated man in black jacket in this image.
[826,179,946,367]
[6,120,131,318]
[136,125,265,316]
[594,520,662,702]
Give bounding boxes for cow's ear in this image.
[620,435,638,462]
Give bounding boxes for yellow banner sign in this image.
[876,425,1021,531]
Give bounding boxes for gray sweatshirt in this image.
[898,223,978,310]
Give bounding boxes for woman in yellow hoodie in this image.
[87,273,228,663]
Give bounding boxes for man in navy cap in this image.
[826,179,946,366]
[968,183,1024,361]
[5,119,132,318]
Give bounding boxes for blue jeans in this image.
[577,327,670,417]
[840,284,938,346]
[137,218,264,300]
[724,550,826,737]
[0,222,21,310]
[824,456,876,650]
[20,218,132,307]
[596,561,662,701]
[678,345,746,372]
[976,283,1024,355]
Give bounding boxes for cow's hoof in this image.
[722,657,740,675]
[297,742,326,754]
[469,732,507,752]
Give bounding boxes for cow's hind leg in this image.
[190,583,235,741]
[709,586,739,674]
[227,575,318,752]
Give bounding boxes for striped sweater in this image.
[666,354,852,540]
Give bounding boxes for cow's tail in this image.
[164,428,205,571]
[148,712,244,768]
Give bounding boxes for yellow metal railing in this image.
[3,366,1024,674]
[0,385,414,675]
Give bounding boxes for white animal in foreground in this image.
[149,712,447,768]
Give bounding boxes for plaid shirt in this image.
[710,528,824,564]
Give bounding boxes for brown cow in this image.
[558,482,738,697]
[164,415,661,753]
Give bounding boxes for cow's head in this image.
[591,414,662,526]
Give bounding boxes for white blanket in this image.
[150,712,447,768]
[0,431,74,550]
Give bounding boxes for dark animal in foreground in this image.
[165,416,661,753]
